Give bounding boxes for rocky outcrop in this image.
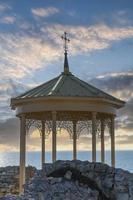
[1,160,133,200]
[0,166,36,197]
[43,160,133,200]
[1,171,100,200]
[0,166,19,196]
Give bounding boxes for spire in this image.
[61,32,70,74]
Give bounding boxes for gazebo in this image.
[11,32,125,193]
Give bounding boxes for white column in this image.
[101,118,105,163]
[19,114,26,194]
[111,116,115,167]
[41,120,45,169]
[92,112,97,162]
[52,111,57,162]
[73,120,77,160]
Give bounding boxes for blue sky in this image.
[0,0,133,82]
[0,0,133,152]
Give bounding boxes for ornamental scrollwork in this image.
[45,121,52,138]
[25,114,113,140]
[104,118,112,136]
[56,121,73,139]
[76,120,92,138]
[26,119,42,135]
[96,120,101,138]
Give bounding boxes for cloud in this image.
[112,10,132,26]
[31,7,59,18]
[116,134,133,145]
[89,71,133,134]
[0,16,15,24]
[0,32,60,80]
[0,3,11,13]
[0,118,46,152]
[93,24,133,41]
[1,23,133,82]
[91,71,133,100]
[0,118,19,152]
[0,79,29,120]
[118,97,133,131]
[42,23,133,55]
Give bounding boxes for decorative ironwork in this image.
[56,121,73,139]
[26,119,42,135]
[96,120,101,138]
[103,118,112,136]
[25,113,113,140]
[76,120,92,138]
[45,120,52,138]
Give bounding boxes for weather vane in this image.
[61,32,70,54]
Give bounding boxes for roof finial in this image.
[61,32,70,74]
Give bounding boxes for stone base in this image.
[1,160,133,200]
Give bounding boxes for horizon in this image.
[1,150,133,172]
[1,149,133,153]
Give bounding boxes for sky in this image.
[0,0,133,153]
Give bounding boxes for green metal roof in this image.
[12,72,125,106]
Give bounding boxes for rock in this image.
[116,192,129,200]
[64,170,72,180]
[1,160,133,200]
[0,166,36,197]
[50,177,62,184]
